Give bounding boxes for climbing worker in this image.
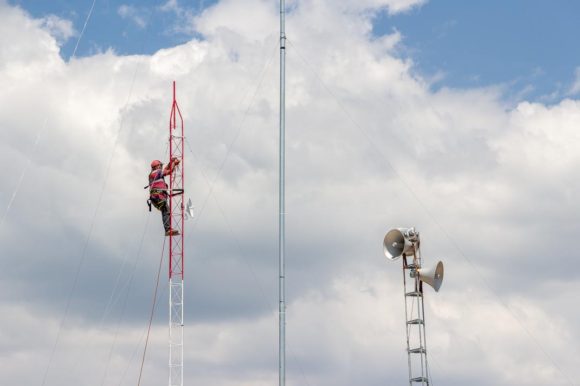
[148,157,181,236]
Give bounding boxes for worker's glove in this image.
[172,157,181,165]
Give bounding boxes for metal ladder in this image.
[402,250,430,385]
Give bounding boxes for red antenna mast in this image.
[168,81,184,386]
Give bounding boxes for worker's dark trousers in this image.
[152,198,171,232]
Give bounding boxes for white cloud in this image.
[159,0,180,13]
[40,14,76,44]
[158,0,197,35]
[0,2,65,76]
[118,4,148,28]
[192,0,278,41]
[0,0,579,385]
[569,66,580,95]
[340,0,427,14]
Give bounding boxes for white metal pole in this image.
[279,0,286,385]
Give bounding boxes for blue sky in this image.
[11,0,216,57]
[12,0,580,103]
[379,1,580,102]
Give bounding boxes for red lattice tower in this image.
[168,81,184,386]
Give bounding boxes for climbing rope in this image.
[137,236,166,386]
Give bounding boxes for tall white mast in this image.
[278,0,286,385]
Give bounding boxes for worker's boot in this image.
[165,229,180,236]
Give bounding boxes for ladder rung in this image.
[410,376,429,383]
[408,347,426,354]
[407,318,424,325]
[406,291,422,297]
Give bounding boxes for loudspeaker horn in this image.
[383,227,419,261]
[417,261,444,292]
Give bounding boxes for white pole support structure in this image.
[169,81,185,386]
[383,227,444,385]
[401,238,430,385]
[279,1,286,386]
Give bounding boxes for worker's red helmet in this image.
[151,160,162,169]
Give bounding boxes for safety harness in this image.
[145,170,184,212]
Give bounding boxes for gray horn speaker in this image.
[383,227,418,261]
[417,261,444,292]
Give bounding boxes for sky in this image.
[1,0,579,385]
